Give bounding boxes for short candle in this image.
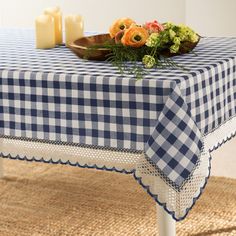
[65,15,84,46]
[35,15,55,49]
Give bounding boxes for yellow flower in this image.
[121,25,149,48]
[109,18,136,38]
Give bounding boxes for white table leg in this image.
[156,204,176,236]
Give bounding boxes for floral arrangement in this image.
[89,18,199,79]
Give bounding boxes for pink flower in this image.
[144,20,164,33]
[115,30,125,44]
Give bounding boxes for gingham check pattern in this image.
[145,84,202,187]
[0,29,236,189]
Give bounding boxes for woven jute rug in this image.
[0,159,235,236]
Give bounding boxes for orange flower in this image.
[121,25,149,48]
[109,18,136,38]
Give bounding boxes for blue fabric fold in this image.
[145,83,202,188]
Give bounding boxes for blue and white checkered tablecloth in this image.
[0,29,236,220]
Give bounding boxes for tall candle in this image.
[35,15,55,49]
[65,15,84,46]
[44,6,63,45]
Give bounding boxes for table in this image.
[0,29,236,236]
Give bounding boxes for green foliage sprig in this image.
[87,22,199,79]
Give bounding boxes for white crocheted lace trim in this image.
[0,116,235,220]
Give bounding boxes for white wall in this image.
[211,138,236,179]
[1,0,236,36]
[0,0,185,31]
[186,0,236,37]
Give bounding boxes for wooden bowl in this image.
[69,33,200,61]
[69,34,113,61]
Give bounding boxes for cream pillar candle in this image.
[35,15,55,49]
[44,6,63,45]
[65,15,84,46]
